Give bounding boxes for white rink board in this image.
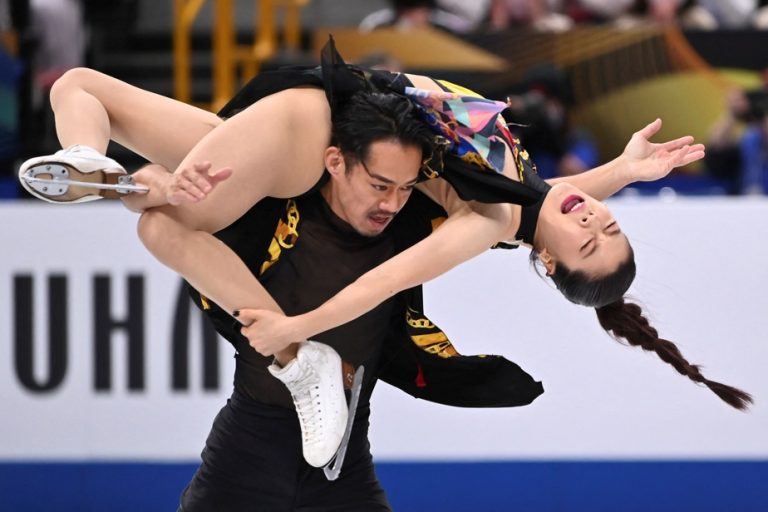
[0,198,766,461]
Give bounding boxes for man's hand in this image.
[623,118,705,183]
[237,309,304,357]
[166,161,233,205]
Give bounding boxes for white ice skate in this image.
[18,145,147,204]
[269,341,364,480]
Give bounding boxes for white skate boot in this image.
[18,144,147,203]
[269,341,364,480]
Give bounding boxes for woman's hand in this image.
[166,161,233,205]
[623,118,705,183]
[236,309,304,357]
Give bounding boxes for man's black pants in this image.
[179,389,391,512]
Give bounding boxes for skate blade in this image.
[323,365,364,482]
[21,163,147,200]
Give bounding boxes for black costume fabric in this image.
[201,37,548,409]
[194,189,543,409]
[209,192,399,409]
[179,391,389,511]
[181,193,403,511]
[512,166,552,245]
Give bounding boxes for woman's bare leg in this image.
[155,87,332,233]
[135,87,333,363]
[49,67,221,170]
[49,69,332,360]
[48,68,288,336]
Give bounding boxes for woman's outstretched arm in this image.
[548,119,705,199]
[235,120,707,348]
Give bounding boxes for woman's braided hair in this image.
[532,246,752,410]
[595,299,752,410]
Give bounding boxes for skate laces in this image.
[287,364,324,445]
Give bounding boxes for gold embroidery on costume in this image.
[406,310,435,329]
[460,151,492,169]
[260,200,300,275]
[510,139,541,182]
[420,136,450,180]
[510,142,525,182]
[411,332,458,358]
[200,294,210,310]
[406,308,459,358]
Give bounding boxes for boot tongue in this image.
[267,358,305,383]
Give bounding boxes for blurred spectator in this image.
[755,0,768,28]
[565,0,759,29]
[439,0,493,31]
[566,0,636,25]
[505,65,599,179]
[29,0,84,92]
[706,78,768,194]
[577,0,690,28]
[0,0,23,194]
[359,0,475,33]
[705,88,749,193]
[739,98,768,194]
[361,0,768,31]
[23,0,85,157]
[649,0,689,24]
[0,0,9,31]
[488,0,573,32]
[682,0,760,29]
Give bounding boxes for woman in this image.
[19,39,750,424]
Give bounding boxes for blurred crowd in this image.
[706,73,768,194]
[1,0,767,198]
[1,0,88,192]
[360,0,768,33]
[360,0,768,195]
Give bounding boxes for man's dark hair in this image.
[331,91,434,171]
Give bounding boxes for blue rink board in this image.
[1,460,766,511]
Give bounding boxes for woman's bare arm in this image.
[547,119,705,200]
[239,200,512,352]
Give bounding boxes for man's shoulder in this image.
[388,190,447,250]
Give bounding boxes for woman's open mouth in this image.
[561,194,585,214]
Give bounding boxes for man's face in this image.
[323,139,422,237]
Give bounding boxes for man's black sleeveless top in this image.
[222,192,399,409]
[193,189,544,411]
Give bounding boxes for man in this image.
[122,89,542,511]
[132,91,427,510]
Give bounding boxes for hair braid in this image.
[596,299,753,411]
